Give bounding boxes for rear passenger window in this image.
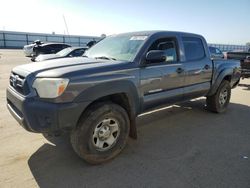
[148,38,178,62]
[209,47,216,54]
[183,37,205,61]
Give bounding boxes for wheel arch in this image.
[74,80,140,138]
[207,69,233,96]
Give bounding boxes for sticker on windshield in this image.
[130,36,148,40]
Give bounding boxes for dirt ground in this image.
[0,50,250,188]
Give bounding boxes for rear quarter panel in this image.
[207,59,241,96]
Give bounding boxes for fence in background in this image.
[0,30,101,49]
[0,30,249,52]
[209,43,249,52]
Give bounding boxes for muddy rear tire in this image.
[206,80,231,113]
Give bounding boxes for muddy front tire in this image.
[70,102,130,164]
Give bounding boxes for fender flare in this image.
[74,80,140,139]
[207,68,233,96]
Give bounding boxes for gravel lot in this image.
[0,50,250,188]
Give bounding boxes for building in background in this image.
[208,43,248,52]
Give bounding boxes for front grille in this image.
[9,72,30,95]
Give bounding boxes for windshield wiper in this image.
[95,56,117,61]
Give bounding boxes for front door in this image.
[140,38,185,110]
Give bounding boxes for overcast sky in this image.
[0,0,249,44]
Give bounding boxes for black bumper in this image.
[6,87,89,133]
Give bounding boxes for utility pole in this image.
[63,15,71,43]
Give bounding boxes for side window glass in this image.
[54,44,64,50]
[71,49,84,56]
[44,45,52,53]
[157,42,177,62]
[49,44,58,51]
[216,48,222,55]
[183,37,205,61]
[209,47,216,54]
[148,38,178,62]
[63,44,69,49]
[50,44,59,52]
[57,44,63,50]
[78,49,85,55]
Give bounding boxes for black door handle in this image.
[204,64,210,70]
[176,67,184,74]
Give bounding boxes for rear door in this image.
[140,37,185,110]
[182,37,213,99]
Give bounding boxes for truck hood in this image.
[12,57,130,78]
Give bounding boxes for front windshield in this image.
[56,47,72,56]
[84,34,147,61]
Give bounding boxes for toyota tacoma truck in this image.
[7,31,241,164]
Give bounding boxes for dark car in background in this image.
[34,47,87,62]
[32,43,71,58]
[209,46,224,59]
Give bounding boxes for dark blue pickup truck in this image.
[7,31,241,164]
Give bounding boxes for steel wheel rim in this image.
[92,118,120,151]
[219,88,228,106]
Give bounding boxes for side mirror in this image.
[146,50,166,63]
[246,56,250,61]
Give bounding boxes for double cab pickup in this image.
[7,31,241,164]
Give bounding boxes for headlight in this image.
[32,78,69,98]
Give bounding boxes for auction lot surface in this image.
[0,49,250,188]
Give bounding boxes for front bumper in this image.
[6,86,89,134]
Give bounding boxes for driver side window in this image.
[148,38,178,62]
